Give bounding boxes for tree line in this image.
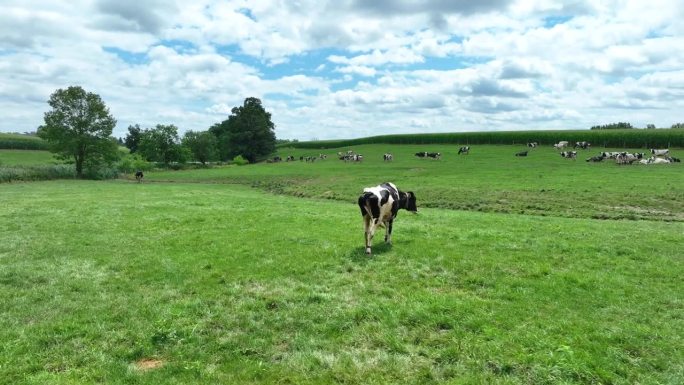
[37,86,276,178]
[590,122,684,130]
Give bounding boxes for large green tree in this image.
[138,124,186,165]
[210,97,276,163]
[182,130,218,165]
[38,86,118,177]
[124,124,142,153]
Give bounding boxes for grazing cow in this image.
[586,155,604,162]
[358,182,417,255]
[515,151,528,157]
[415,152,427,158]
[560,151,577,159]
[135,170,144,183]
[458,146,470,155]
[527,142,538,148]
[666,156,681,163]
[319,154,327,160]
[427,152,441,159]
[286,155,295,161]
[650,149,669,157]
[554,141,569,150]
[574,141,591,149]
[383,153,393,161]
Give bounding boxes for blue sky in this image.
[1,0,683,140]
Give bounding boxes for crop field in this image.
[2,144,683,384]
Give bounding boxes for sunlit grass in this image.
[1,180,682,384]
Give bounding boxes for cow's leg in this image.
[363,215,373,254]
[384,219,394,244]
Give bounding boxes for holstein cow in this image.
[527,142,538,148]
[135,170,144,183]
[383,153,393,161]
[515,150,528,157]
[427,152,441,159]
[415,152,427,158]
[574,141,591,149]
[650,149,669,157]
[586,155,604,162]
[554,141,569,150]
[458,146,470,155]
[560,151,577,159]
[358,182,417,255]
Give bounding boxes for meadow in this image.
[0,150,58,166]
[1,144,683,384]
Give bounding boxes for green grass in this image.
[0,149,58,166]
[147,144,684,222]
[1,180,682,384]
[0,133,48,150]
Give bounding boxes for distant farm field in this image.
[2,179,683,384]
[0,149,57,166]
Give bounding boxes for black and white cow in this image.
[415,152,427,158]
[560,151,577,159]
[666,156,681,163]
[574,141,591,149]
[527,142,538,148]
[135,170,144,183]
[458,146,470,155]
[554,141,569,150]
[586,155,604,162]
[599,152,622,160]
[358,182,417,255]
[427,152,441,159]
[383,153,393,161]
[515,151,528,157]
[650,149,669,157]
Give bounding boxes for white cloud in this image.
[0,0,683,139]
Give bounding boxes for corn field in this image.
[285,129,684,149]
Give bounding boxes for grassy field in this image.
[145,144,684,222]
[0,150,57,166]
[2,156,683,384]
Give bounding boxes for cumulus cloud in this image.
[0,0,683,138]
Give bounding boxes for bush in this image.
[232,155,249,166]
[117,153,152,174]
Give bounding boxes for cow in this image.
[458,146,470,155]
[616,152,644,165]
[383,153,393,161]
[650,149,669,157]
[554,141,569,150]
[319,154,327,160]
[574,141,591,149]
[599,152,622,160]
[286,155,295,161]
[649,157,671,164]
[135,170,144,183]
[427,152,441,159]
[358,182,417,255]
[515,151,528,157]
[560,151,577,159]
[666,156,681,163]
[527,142,538,148]
[586,155,604,162]
[415,152,427,158]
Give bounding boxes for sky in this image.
[1,0,683,141]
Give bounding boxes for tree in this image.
[590,122,634,130]
[137,124,185,165]
[646,124,656,129]
[182,130,218,165]
[672,123,684,129]
[124,124,143,153]
[210,97,276,163]
[38,86,118,177]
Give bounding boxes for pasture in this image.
[0,150,57,166]
[2,144,683,384]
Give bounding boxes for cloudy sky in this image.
[2,0,683,140]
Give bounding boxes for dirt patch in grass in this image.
[134,358,165,371]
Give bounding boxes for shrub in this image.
[117,153,152,174]
[232,155,249,166]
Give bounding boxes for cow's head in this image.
[402,191,418,212]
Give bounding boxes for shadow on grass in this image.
[347,242,393,263]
